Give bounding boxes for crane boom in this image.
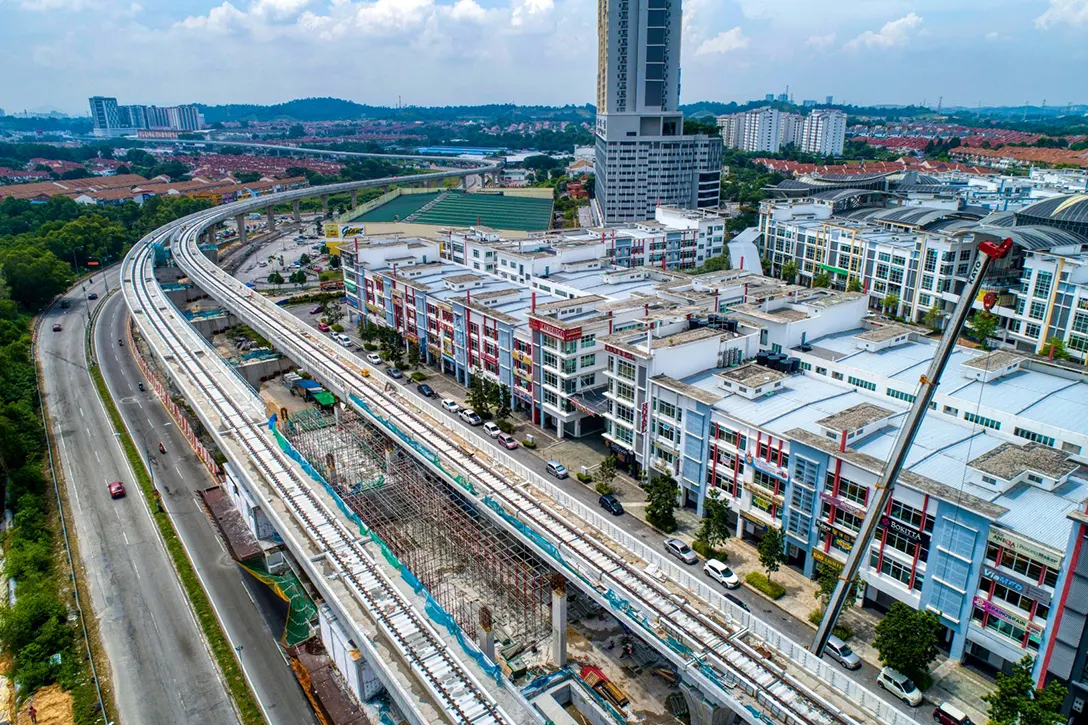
[811,236,1014,658]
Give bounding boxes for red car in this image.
[309,305,323,314]
[108,481,126,499]
[317,321,331,332]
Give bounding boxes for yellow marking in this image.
[1053,194,1088,216]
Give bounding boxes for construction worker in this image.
[27,702,37,723]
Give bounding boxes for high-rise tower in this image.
[593,0,721,224]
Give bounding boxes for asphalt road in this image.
[38,271,236,725]
[96,290,317,725]
[290,304,924,720]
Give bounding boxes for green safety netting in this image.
[241,559,317,646]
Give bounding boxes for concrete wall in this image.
[191,313,240,340]
[233,356,294,388]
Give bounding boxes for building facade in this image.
[801,109,847,156]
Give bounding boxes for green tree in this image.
[234,171,262,183]
[287,124,306,139]
[781,259,798,282]
[267,271,285,285]
[1040,336,1071,360]
[329,254,341,269]
[645,473,680,532]
[760,257,772,274]
[695,492,732,552]
[983,655,1067,725]
[846,277,863,293]
[757,526,786,582]
[299,253,312,265]
[812,272,831,288]
[923,303,944,331]
[323,301,343,327]
[288,270,307,286]
[0,247,71,309]
[467,372,492,417]
[814,562,860,609]
[873,602,942,688]
[407,341,421,369]
[881,292,900,315]
[594,454,618,495]
[968,311,999,349]
[494,383,512,422]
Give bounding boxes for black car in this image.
[725,593,750,612]
[598,494,624,515]
[87,292,99,300]
[386,367,403,379]
[416,383,435,397]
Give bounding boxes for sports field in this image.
[353,190,553,232]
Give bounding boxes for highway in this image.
[37,271,236,725]
[95,291,317,725]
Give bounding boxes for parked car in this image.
[309,305,323,314]
[87,292,98,300]
[664,538,698,565]
[317,322,330,332]
[824,635,861,670]
[416,383,435,398]
[367,352,382,364]
[877,667,923,706]
[441,399,460,414]
[52,323,62,332]
[703,559,740,588]
[932,702,973,725]
[724,592,750,612]
[497,433,518,450]
[107,481,126,499]
[334,333,352,348]
[482,421,501,438]
[385,367,403,379]
[598,493,624,515]
[545,461,568,479]
[459,408,482,425]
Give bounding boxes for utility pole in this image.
[811,236,1014,659]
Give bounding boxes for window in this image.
[869,549,923,591]
[543,390,558,406]
[543,371,558,388]
[614,402,635,424]
[1029,301,1047,320]
[1073,312,1088,335]
[1035,271,1053,299]
[655,400,680,421]
[580,354,596,368]
[1014,427,1056,447]
[965,411,1001,431]
[615,358,636,381]
[612,380,635,402]
[561,340,578,355]
[580,373,596,387]
[848,375,876,392]
[889,500,933,532]
[580,334,596,349]
[815,366,827,376]
[1025,323,1041,339]
[887,388,917,403]
[542,352,558,368]
[825,472,868,507]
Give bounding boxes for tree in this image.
[467,372,492,417]
[923,303,944,331]
[267,271,285,285]
[967,311,999,350]
[781,259,798,282]
[846,277,863,293]
[407,341,421,369]
[287,124,306,139]
[323,301,343,327]
[760,257,772,274]
[114,164,132,175]
[645,473,680,532]
[814,562,860,609]
[594,455,617,495]
[60,167,91,180]
[757,526,786,582]
[299,253,311,265]
[0,247,71,309]
[288,270,307,286]
[873,602,942,688]
[881,292,900,315]
[234,171,262,183]
[695,491,732,551]
[494,383,512,422]
[329,254,341,269]
[1040,336,1071,360]
[983,655,1067,725]
[812,272,831,288]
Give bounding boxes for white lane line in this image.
[85,426,91,436]
[94,451,100,463]
[80,407,85,417]
[136,399,143,410]
[133,560,141,580]
[122,531,129,546]
[175,464,183,476]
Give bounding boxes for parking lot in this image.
[235,225,328,287]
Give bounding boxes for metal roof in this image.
[871,206,958,228]
[954,224,1088,251]
[1016,193,1088,226]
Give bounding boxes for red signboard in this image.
[604,344,635,361]
[530,318,582,341]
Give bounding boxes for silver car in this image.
[825,635,861,670]
[664,538,698,565]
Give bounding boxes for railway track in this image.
[124,225,516,725]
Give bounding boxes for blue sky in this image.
[1,0,1086,114]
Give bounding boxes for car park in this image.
[416,383,435,397]
[459,409,482,425]
[877,667,923,706]
[108,481,126,499]
[482,421,501,438]
[598,494,624,515]
[497,433,518,450]
[824,635,861,670]
[441,399,460,414]
[386,367,403,379]
[664,538,698,565]
[545,461,568,479]
[367,353,382,364]
[703,559,739,588]
[932,702,973,725]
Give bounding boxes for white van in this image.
[334,333,352,348]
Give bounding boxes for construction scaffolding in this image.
[284,409,553,650]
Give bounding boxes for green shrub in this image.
[692,539,727,562]
[522,439,537,449]
[807,608,853,640]
[594,481,614,495]
[576,472,592,483]
[745,572,785,600]
[410,371,427,382]
[331,323,344,333]
[363,343,377,351]
[496,419,516,434]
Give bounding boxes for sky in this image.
[1,0,1087,115]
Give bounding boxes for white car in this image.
[334,333,352,348]
[441,399,460,414]
[459,409,483,426]
[366,353,382,364]
[482,421,501,438]
[877,667,923,707]
[703,559,740,589]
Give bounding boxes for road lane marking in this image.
[79,407,84,417]
[122,531,129,545]
[94,451,100,463]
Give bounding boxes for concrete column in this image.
[680,686,735,725]
[551,573,567,668]
[267,206,275,232]
[235,214,247,245]
[292,199,301,222]
[351,189,358,207]
[478,607,496,663]
[321,195,329,216]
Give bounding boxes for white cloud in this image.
[843,12,922,51]
[19,0,93,9]
[804,32,835,50]
[1035,0,1088,28]
[694,26,748,56]
[449,0,484,22]
[176,1,248,32]
[510,0,554,28]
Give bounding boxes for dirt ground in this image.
[12,685,73,725]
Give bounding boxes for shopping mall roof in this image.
[1016,193,1088,227]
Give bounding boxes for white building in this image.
[801,109,847,156]
[780,112,806,148]
[741,107,782,154]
